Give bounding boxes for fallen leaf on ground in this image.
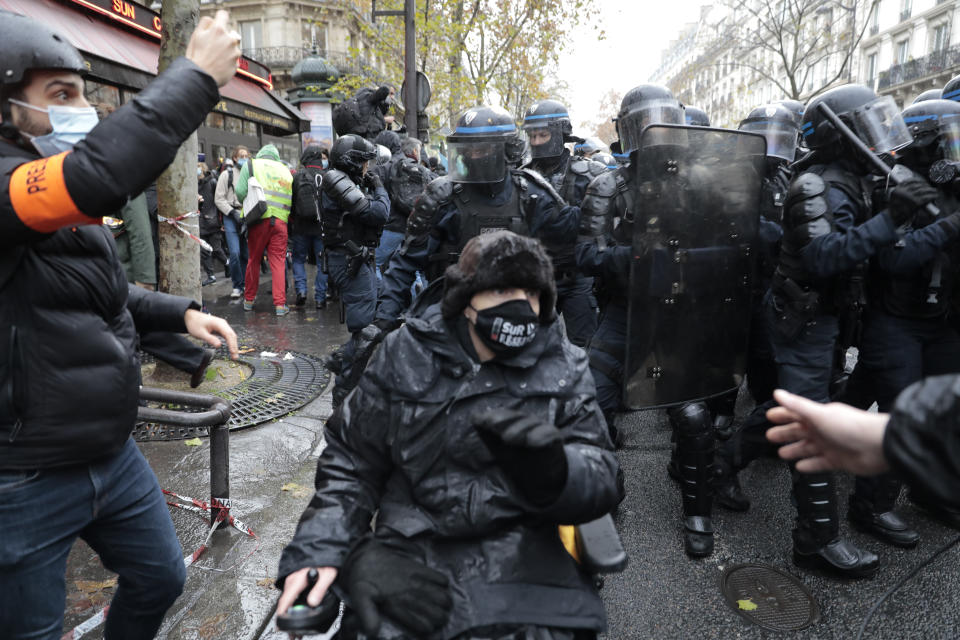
[737,599,758,611]
[184,437,203,446]
[75,578,117,594]
[256,578,275,588]
[205,367,218,381]
[238,348,255,354]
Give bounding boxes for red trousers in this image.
[244,217,288,306]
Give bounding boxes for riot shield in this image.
[623,125,765,409]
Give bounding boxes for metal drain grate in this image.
[134,347,330,441]
[720,563,819,632]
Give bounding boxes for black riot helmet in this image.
[739,103,800,162]
[616,84,685,153]
[913,88,942,104]
[574,136,606,157]
[774,99,805,127]
[943,74,960,103]
[330,134,377,177]
[0,10,88,142]
[801,84,912,154]
[684,106,710,127]
[522,99,576,159]
[899,99,960,174]
[447,105,518,183]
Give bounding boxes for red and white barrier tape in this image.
[157,211,213,252]
[61,490,259,640]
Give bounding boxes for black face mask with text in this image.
[469,299,539,356]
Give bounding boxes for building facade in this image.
[2,0,309,167]
[198,0,384,93]
[652,0,960,128]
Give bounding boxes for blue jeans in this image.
[375,229,424,295]
[223,214,248,290]
[0,438,185,640]
[290,233,328,299]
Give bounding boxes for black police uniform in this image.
[525,149,606,347]
[320,160,390,396]
[376,173,579,325]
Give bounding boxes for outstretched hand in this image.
[765,389,890,475]
[184,309,238,360]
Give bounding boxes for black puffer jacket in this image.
[0,57,217,469]
[279,301,622,638]
[884,375,960,510]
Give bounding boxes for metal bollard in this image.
[138,387,233,529]
[209,421,230,528]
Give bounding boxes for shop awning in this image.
[0,0,160,76]
[0,0,309,133]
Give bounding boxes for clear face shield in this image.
[618,100,685,153]
[522,120,565,159]
[937,115,960,162]
[850,96,913,154]
[447,140,507,183]
[739,120,800,162]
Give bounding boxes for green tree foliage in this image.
[314,0,599,128]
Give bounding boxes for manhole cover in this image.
[720,563,819,632]
[134,346,330,441]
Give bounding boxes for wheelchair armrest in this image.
[575,513,628,574]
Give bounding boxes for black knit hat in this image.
[441,231,557,322]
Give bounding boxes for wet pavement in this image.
[61,270,960,638]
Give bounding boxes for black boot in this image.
[792,470,879,579]
[713,452,750,512]
[849,474,919,548]
[670,402,715,558]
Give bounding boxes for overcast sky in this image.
[558,1,706,131]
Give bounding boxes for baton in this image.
[816,102,940,218]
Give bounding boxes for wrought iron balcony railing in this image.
[878,44,960,90]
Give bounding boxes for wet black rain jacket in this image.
[279,301,623,638]
[884,374,960,510]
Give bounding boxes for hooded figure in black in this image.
[289,145,329,308]
[277,231,623,640]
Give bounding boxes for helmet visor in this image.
[523,121,565,159]
[618,100,685,153]
[448,141,506,183]
[937,115,960,161]
[739,120,799,161]
[851,96,913,154]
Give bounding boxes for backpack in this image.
[242,160,268,226]
[294,171,323,223]
[332,89,370,137]
[389,158,432,216]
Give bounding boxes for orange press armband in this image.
[9,152,87,233]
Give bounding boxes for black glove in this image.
[364,172,382,191]
[340,539,452,637]
[888,179,938,226]
[472,408,568,506]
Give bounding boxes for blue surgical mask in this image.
[198,167,204,177]
[9,99,99,157]
[237,158,248,168]
[321,159,329,169]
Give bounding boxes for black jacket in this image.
[279,302,622,638]
[0,57,217,469]
[290,149,325,238]
[884,374,960,510]
[198,173,220,234]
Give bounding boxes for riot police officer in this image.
[372,105,579,332]
[758,85,936,577]
[852,99,960,531]
[577,84,758,557]
[320,134,390,405]
[521,99,606,347]
[684,105,710,127]
[711,104,799,501]
[574,136,606,158]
